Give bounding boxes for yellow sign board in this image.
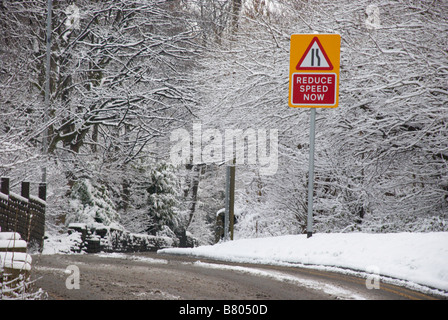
[289,34,341,108]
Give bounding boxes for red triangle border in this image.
[296,36,334,71]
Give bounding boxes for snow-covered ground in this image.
[41,231,448,297]
[159,232,448,297]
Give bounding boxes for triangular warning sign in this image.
[296,37,333,70]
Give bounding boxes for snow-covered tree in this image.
[67,177,120,227]
[1,0,202,235]
[1,0,447,244]
[192,0,448,236]
[117,157,180,235]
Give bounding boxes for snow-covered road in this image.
[159,232,448,297]
[31,250,444,301]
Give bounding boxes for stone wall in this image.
[67,223,177,253]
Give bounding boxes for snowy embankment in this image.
[0,232,32,271]
[159,232,448,295]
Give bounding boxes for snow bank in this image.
[41,232,85,255]
[0,232,21,240]
[0,252,32,271]
[0,239,27,250]
[0,232,31,271]
[159,232,448,293]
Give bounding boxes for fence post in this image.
[1,177,10,195]
[21,181,31,243]
[38,183,47,201]
[21,182,30,199]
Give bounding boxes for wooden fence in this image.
[0,177,46,251]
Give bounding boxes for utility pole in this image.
[42,0,52,184]
[224,166,230,241]
[224,158,236,241]
[229,159,235,240]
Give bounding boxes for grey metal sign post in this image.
[307,108,316,238]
